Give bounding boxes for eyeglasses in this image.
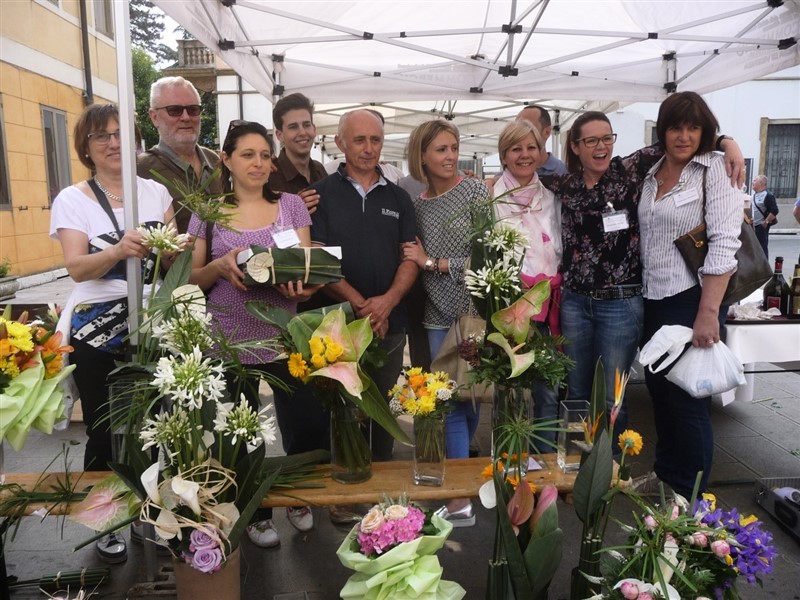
[155,104,202,117]
[87,130,121,144]
[576,133,617,148]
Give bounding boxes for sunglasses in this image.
[155,104,202,118]
[227,119,253,133]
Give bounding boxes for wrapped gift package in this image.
[238,246,343,286]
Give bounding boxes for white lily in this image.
[171,476,202,515]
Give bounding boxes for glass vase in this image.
[413,415,445,486]
[330,394,372,484]
[557,399,590,473]
[492,386,532,477]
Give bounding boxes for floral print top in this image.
[541,144,663,292]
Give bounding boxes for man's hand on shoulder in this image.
[300,188,320,214]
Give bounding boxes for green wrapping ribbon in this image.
[336,514,466,600]
[0,355,74,451]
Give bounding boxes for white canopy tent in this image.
[150,0,800,160]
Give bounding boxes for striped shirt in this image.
[639,152,741,301]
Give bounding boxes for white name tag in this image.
[673,189,700,207]
[602,210,629,232]
[273,228,301,249]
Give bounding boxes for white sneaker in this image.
[434,503,476,528]
[247,519,280,548]
[287,506,314,532]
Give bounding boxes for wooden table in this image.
[0,455,578,514]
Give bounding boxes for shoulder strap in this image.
[205,220,213,265]
[87,178,123,239]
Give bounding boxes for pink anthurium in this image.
[491,280,550,343]
[530,484,558,533]
[507,477,535,535]
[487,333,537,378]
[69,475,134,532]
[306,308,374,398]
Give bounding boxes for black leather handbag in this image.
[673,171,772,305]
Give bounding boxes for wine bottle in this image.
[788,264,800,320]
[762,256,790,314]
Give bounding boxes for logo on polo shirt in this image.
[381,208,400,219]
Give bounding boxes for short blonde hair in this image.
[406,120,460,184]
[498,119,543,167]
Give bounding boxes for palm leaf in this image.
[572,434,613,524]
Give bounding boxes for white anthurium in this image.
[154,508,182,541]
[171,284,206,318]
[171,476,202,515]
[478,480,497,509]
[246,252,274,283]
[141,463,162,504]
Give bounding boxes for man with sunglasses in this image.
[137,76,222,233]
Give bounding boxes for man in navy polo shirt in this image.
[311,109,418,462]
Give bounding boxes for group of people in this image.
[50,74,748,564]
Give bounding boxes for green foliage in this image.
[0,256,11,278]
[129,0,177,65]
[199,88,219,149]
[131,48,159,150]
[572,434,613,525]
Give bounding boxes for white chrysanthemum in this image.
[152,346,226,410]
[214,395,277,451]
[436,388,453,401]
[137,223,190,253]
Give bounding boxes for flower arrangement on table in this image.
[593,492,776,600]
[0,305,75,452]
[246,302,411,482]
[68,252,327,574]
[335,494,466,599]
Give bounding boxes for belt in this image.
[573,285,643,301]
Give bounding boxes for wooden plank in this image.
[1,455,588,515]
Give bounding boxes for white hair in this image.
[150,76,201,108]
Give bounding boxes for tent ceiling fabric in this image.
[152,0,799,159]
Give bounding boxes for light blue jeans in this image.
[428,327,480,459]
[559,289,644,447]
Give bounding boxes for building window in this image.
[764,122,800,200]
[41,106,71,204]
[0,98,10,209]
[94,0,114,37]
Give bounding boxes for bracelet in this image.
[434,258,441,274]
[715,135,731,152]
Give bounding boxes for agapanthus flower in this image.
[140,407,193,459]
[152,346,226,410]
[137,223,190,253]
[151,310,214,355]
[213,395,277,449]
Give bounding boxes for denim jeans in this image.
[531,322,559,451]
[643,286,726,497]
[427,327,480,459]
[560,289,644,445]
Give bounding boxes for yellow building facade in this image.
[0,0,118,276]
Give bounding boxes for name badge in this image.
[273,228,301,249]
[673,189,700,207]
[602,209,629,232]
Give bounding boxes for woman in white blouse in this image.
[637,91,741,497]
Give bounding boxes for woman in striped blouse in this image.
[637,92,741,497]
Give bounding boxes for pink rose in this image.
[691,532,708,547]
[191,547,223,573]
[638,593,654,600]
[711,539,730,557]
[620,581,640,599]
[670,505,680,520]
[644,515,657,531]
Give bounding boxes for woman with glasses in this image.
[50,103,174,564]
[540,111,743,449]
[188,120,324,549]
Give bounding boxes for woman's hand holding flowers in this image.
[216,247,248,291]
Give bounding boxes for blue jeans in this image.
[644,286,726,497]
[531,322,559,451]
[560,289,644,446]
[427,328,480,459]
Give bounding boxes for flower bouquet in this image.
[336,495,466,599]
[0,305,75,452]
[592,492,776,600]
[238,245,344,286]
[246,302,411,482]
[389,368,456,486]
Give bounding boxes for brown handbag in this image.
[430,315,495,404]
[673,171,772,305]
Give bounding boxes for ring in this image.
[707,338,714,344]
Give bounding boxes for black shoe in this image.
[96,532,127,564]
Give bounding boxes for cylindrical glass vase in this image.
[413,415,445,486]
[492,386,531,477]
[330,394,372,484]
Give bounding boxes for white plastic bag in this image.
[637,325,746,398]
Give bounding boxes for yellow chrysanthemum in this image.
[407,367,423,377]
[431,371,449,382]
[3,320,34,353]
[403,397,420,415]
[288,353,310,379]
[617,429,643,456]
[323,338,344,363]
[308,336,325,356]
[427,380,446,395]
[417,395,436,415]
[388,384,403,398]
[310,353,327,369]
